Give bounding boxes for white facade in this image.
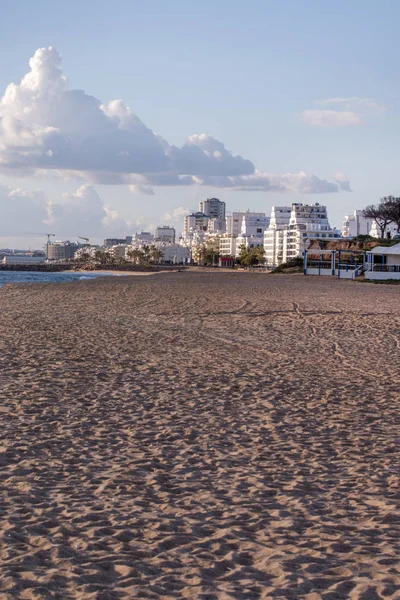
[157,243,190,264]
[365,243,400,280]
[342,210,373,238]
[2,255,45,265]
[132,231,153,245]
[200,198,226,220]
[154,226,176,244]
[284,203,340,263]
[219,235,237,257]
[264,204,340,266]
[369,221,399,239]
[264,207,291,266]
[226,211,266,237]
[183,212,209,238]
[207,218,226,233]
[235,213,270,257]
[108,245,127,260]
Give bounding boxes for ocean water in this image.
[0,271,116,287]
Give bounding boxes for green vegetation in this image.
[237,245,266,267]
[271,257,303,273]
[203,249,220,266]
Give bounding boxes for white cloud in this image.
[302,110,361,127]
[334,172,352,192]
[0,182,130,238]
[0,47,350,194]
[162,206,190,222]
[303,97,388,128]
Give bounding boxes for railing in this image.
[371,264,400,272]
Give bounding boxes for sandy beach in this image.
[1,271,399,599]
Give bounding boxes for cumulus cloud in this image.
[303,97,387,127]
[0,47,350,194]
[0,182,130,238]
[334,172,352,192]
[162,206,191,222]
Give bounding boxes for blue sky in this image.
[1,0,399,247]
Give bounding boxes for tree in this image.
[237,244,266,267]
[141,244,151,263]
[364,199,394,238]
[127,248,145,264]
[149,245,163,263]
[204,249,220,266]
[385,196,400,233]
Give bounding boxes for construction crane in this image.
[27,233,56,244]
[78,236,90,246]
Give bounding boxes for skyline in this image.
[1,0,399,247]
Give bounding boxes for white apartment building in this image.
[157,243,190,264]
[154,226,176,244]
[282,203,341,263]
[207,218,226,233]
[219,235,237,257]
[132,231,154,245]
[108,245,128,260]
[199,198,226,220]
[264,206,291,266]
[342,210,373,238]
[226,211,266,237]
[235,213,270,257]
[183,212,209,238]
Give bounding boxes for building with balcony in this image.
[235,213,270,257]
[282,203,341,263]
[47,241,80,261]
[199,198,226,220]
[183,212,209,239]
[264,206,291,266]
[154,226,176,244]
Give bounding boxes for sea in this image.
[0,271,117,288]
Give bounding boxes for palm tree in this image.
[149,245,163,263]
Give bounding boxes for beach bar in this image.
[365,243,400,280]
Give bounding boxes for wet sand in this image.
[0,272,399,599]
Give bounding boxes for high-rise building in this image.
[154,226,176,244]
[199,198,226,220]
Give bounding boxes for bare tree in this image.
[364,200,394,238]
[384,196,400,233]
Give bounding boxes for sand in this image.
[0,271,399,599]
